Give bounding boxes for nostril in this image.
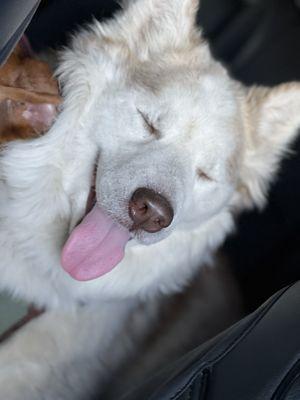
[129,201,148,218]
[139,203,148,213]
[129,188,174,233]
[157,217,167,228]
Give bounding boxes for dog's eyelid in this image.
[196,168,213,182]
[138,109,161,139]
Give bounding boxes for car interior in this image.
[0,0,299,398]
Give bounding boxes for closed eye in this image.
[138,110,161,139]
[197,168,213,181]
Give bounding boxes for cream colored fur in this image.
[0,0,300,398]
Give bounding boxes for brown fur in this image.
[0,44,61,144]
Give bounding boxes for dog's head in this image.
[60,0,300,282]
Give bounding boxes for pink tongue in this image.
[61,206,130,281]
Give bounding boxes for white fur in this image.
[0,0,300,398]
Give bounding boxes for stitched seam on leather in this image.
[171,368,210,400]
[149,285,294,400]
[186,384,193,400]
[271,358,300,400]
[204,284,293,366]
[196,368,210,400]
[169,286,292,400]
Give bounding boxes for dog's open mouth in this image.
[61,182,131,282]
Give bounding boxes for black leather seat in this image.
[122,282,300,399]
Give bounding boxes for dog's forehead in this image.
[141,69,241,150]
[134,62,240,126]
[108,61,242,167]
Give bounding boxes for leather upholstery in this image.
[122,282,300,399]
[0,0,40,65]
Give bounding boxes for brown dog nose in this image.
[129,188,174,233]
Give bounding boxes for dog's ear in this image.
[120,0,201,56]
[238,82,300,209]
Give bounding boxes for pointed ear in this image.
[118,0,201,56]
[239,82,300,209]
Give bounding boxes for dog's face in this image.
[94,62,241,245]
[60,0,300,282]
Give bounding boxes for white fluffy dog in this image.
[0,0,300,398]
